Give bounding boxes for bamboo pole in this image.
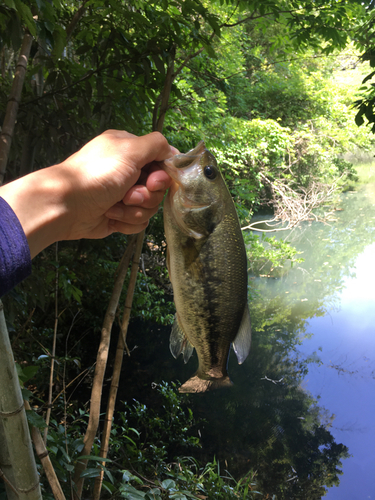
[0,419,18,500]
[92,231,145,499]
[0,32,33,186]
[24,401,66,500]
[72,236,137,499]
[0,301,42,500]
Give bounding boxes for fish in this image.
[162,141,251,393]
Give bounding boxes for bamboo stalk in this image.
[0,301,42,500]
[24,401,66,500]
[72,236,136,499]
[0,420,18,500]
[0,32,33,186]
[92,230,145,500]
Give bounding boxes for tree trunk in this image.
[0,301,42,500]
[19,122,37,177]
[153,46,176,133]
[66,0,90,42]
[72,236,137,499]
[0,32,33,186]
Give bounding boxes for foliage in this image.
[1,0,374,498]
[244,231,304,277]
[35,382,260,499]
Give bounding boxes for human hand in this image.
[0,130,177,258]
[59,129,176,240]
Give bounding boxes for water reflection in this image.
[119,183,375,499]
[246,182,375,498]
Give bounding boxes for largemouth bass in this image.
[162,141,251,393]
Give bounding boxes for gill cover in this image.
[162,141,224,239]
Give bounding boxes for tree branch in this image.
[0,32,33,185]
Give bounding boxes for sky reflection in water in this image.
[302,243,375,500]
[261,183,375,499]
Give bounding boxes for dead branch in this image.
[44,242,59,445]
[92,231,144,500]
[72,235,137,499]
[242,172,344,232]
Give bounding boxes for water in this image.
[249,182,375,498]
[122,181,375,498]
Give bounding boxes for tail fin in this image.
[179,375,233,393]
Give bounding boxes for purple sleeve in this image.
[0,197,32,297]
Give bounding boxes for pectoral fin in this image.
[232,305,251,364]
[169,313,194,363]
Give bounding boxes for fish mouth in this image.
[161,140,206,183]
[162,140,209,210]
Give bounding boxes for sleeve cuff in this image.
[0,197,32,297]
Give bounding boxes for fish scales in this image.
[162,141,251,393]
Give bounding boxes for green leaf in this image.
[78,455,113,463]
[80,468,101,478]
[355,113,365,127]
[52,25,66,60]
[152,54,165,75]
[16,363,39,384]
[104,468,115,484]
[119,484,146,499]
[161,479,176,490]
[3,0,16,8]
[145,493,162,500]
[102,480,116,494]
[13,0,37,36]
[202,42,216,59]
[26,409,47,429]
[21,387,33,401]
[122,470,137,482]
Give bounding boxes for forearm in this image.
[0,130,174,269]
[0,165,72,258]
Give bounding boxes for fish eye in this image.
[204,165,217,180]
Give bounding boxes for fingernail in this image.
[153,180,166,191]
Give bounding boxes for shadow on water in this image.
[114,182,375,499]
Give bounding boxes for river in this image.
[122,178,375,498]
[249,180,375,499]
